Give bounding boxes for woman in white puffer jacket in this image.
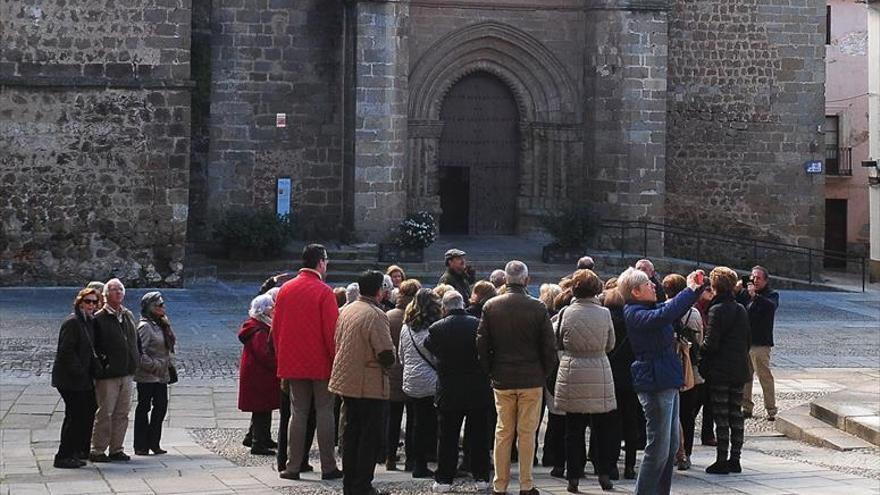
[399,288,442,478]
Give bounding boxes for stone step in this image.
[810,391,880,447]
[776,404,876,451]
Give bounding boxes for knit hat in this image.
[140,291,164,317]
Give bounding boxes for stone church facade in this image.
[0,0,826,285]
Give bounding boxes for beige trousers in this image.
[743,346,777,417]
[492,387,543,493]
[91,376,133,455]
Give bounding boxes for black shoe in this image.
[566,480,579,493]
[322,469,344,480]
[609,465,620,480]
[412,466,434,479]
[520,489,540,495]
[277,462,286,473]
[702,437,717,446]
[300,463,314,473]
[268,439,278,449]
[89,453,110,463]
[624,466,636,479]
[251,447,276,456]
[134,449,151,456]
[550,467,565,479]
[242,433,253,448]
[75,451,89,460]
[108,452,130,462]
[53,457,82,469]
[706,460,729,474]
[598,474,613,491]
[152,448,167,455]
[728,458,742,473]
[279,469,300,480]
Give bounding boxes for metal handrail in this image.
[598,219,866,292]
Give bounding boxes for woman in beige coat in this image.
[553,269,617,493]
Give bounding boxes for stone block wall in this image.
[0,0,192,286]
[666,0,826,264]
[584,5,669,252]
[194,0,346,244]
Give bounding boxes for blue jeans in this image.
[635,388,680,495]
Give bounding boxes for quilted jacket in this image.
[135,317,173,384]
[399,323,438,399]
[272,269,338,380]
[328,297,395,400]
[553,298,617,414]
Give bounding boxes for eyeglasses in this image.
[83,299,99,305]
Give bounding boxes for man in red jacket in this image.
[273,244,343,481]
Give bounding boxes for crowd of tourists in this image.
[50,244,780,495]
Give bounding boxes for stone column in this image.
[406,119,443,215]
[353,0,409,241]
[584,1,669,255]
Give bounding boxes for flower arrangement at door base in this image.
[379,211,437,263]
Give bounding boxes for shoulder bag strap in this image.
[408,326,436,371]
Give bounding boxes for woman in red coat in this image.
[238,294,281,455]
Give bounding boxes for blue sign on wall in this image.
[277,177,291,217]
[803,160,823,174]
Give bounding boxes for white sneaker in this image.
[432,482,453,493]
[474,480,491,491]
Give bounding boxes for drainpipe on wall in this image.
[868,1,880,281]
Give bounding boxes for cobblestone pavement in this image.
[1,284,879,494]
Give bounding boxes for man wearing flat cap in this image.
[438,249,474,300]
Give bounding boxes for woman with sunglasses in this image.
[133,291,176,456]
[51,287,101,469]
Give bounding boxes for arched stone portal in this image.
[407,21,583,234]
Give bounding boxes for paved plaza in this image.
[1,283,879,494]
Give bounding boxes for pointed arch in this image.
[408,21,579,123]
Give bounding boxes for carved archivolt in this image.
[408,21,579,123]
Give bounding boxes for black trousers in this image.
[611,388,640,469]
[543,412,566,469]
[679,384,703,457]
[277,387,315,469]
[57,388,97,460]
[436,407,490,483]
[709,382,745,459]
[134,383,168,452]
[407,396,437,468]
[341,397,385,495]
[566,412,617,479]
[699,384,715,442]
[249,411,273,447]
[386,401,405,459]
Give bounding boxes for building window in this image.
[825,115,851,176]
[826,5,831,45]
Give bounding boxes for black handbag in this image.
[168,364,178,384]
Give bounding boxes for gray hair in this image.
[249,294,275,319]
[617,267,650,303]
[441,290,465,311]
[345,282,360,304]
[104,278,125,297]
[489,269,507,287]
[577,256,595,270]
[87,281,105,294]
[266,287,281,301]
[505,260,529,286]
[635,259,655,275]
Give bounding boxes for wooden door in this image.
[824,199,847,268]
[438,73,519,234]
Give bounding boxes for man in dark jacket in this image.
[476,260,556,495]
[90,278,139,462]
[425,290,493,492]
[438,249,474,298]
[736,265,779,420]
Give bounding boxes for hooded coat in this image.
[237,317,281,412]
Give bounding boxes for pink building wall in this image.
[826,0,871,255]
